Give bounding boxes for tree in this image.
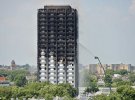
[107,92,121,100]
[112,78,123,87]
[0,70,9,77]
[119,69,128,75]
[84,82,99,93]
[0,82,77,99]
[94,85,135,100]
[105,69,114,75]
[93,94,107,100]
[0,87,12,99]
[113,78,122,83]
[116,81,132,87]
[104,74,112,87]
[15,75,27,87]
[117,85,135,99]
[113,69,128,75]
[8,69,29,82]
[104,74,112,92]
[129,73,135,83]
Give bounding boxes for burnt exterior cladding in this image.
[37,6,78,88]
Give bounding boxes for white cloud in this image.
[129,0,135,15]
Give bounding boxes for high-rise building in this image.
[37,6,78,88]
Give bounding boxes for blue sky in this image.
[0,0,135,65]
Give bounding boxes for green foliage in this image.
[84,82,99,93]
[57,83,77,97]
[113,69,128,75]
[0,82,77,99]
[44,93,53,100]
[129,73,135,83]
[105,69,114,75]
[14,75,27,87]
[0,69,29,87]
[119,69,128,75]
[63,96,75,100]
[94,85,135,100]
[104,74,112,87]
[0,87,12,99]
[116,81,132,87]
[112,78,123,87]
[113,78,122,83]
[117,85,135,100]
[93,94,107,100]
[0,69,29,82]
[8,70,29,81]
[106,69,128,76]
[107,92,121,100]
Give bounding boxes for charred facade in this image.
[37,6,78,88]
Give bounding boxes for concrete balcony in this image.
[66,48,74,51]
[40,69,47,73]
[68,38,75,42]
[67,22,73,26]
[58,66,64,68]
[57,40,65,43]
[67,78,74,81]
[67,65,74,69]
[41,51,45,55]
[49,18,55,21]
[49,78,56,81]
[67,36,74,39]
[39,14,46,17]
[67,14,74,17]
[40,78,47,82]
[67,82,74,86]
[40,64,46,69]
[49,35,55,39]
[67,18,73,21]
[49,74,56,77]
[49,65,55,68]
[58,78,65,81]
[40,22,47,26]
[49,39,55,42]
[57,14,65,17]
[67,74,74,77]
[40,35,48,39]
[58,70,65,73]
[58,81,64,84]
[39,18,46,21]
[66,53,74,56]
[49,60,55,64]
[58,74,65,77]
[49,70,56,73]
[40,72,46,77]
[67,70,74,72]
[40,60,46,64]
[40,56,46,60]
[49,56,55,60]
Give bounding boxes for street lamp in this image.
[94,56,112,92]
[94,56,105,75]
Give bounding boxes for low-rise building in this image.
[84,63,134,75]
[0,76,10,86]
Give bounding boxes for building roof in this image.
[0,77,6,81]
